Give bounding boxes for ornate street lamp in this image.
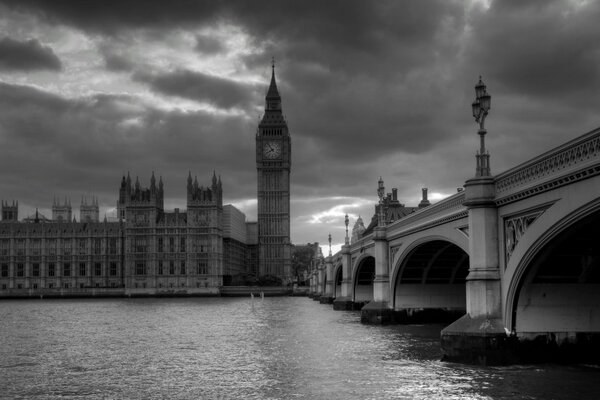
[472,76,492,177]
[377,177,385,227]
[344,214,349,245]
[328,233,332,256]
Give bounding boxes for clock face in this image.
[263,141,281,159]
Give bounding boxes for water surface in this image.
[1,297,599,399]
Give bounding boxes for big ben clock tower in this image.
[256,61,291,282]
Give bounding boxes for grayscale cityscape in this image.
[1,1,600,399]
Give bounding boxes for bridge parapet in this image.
[495,127,600,205]
[386,191,467,238]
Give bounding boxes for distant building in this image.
[356,183,431,240]
[291,242,321,284]
[245,222,259,278]
[0,172,258,296]
[223,205,249,285]
[0,62,292,296]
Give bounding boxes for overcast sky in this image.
[1,0,599,253]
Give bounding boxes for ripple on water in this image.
[1,298,600,399]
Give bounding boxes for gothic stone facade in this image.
[0,173,224,295]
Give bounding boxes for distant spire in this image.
[266,58,281,101]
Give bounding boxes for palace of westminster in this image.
[0,64,427,296]
[0,65,293,296]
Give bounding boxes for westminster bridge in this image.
[308,125,600,364]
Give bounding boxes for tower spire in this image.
[266,57,281,109]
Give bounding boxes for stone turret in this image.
[80,196,100,222]
[52,197,72,222]
[351,216,366,243]
[1,200,18,222]
[187,172,223,208]
[118,172,164,224]
[418,188,431,208]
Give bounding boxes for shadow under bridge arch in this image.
[508,207,600,362]
[333,263,342,298]
[393,240,468,323]
[353,255,375,305]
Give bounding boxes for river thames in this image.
[1,297,599,399]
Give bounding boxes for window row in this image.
[134,261,210,276]
[0,238,120,256]
[0,262,119,277]
[1,282,121,290]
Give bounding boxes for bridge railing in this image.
[384,191,467,238]
[495,127,600,199]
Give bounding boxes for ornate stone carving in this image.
[504,210,546,263]
[496,130,600,196]
[390,245,402,262]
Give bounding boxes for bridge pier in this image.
[308,269,317,299]
[441,176,514,364]
[361,227,393,324]
[310,263,324,300]
[313,264,324,300]
[320,256,334,304]
[333,244,354,310]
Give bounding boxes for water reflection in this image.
[0,297,599,399]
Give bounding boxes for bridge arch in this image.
[333,263,343,298]
[506,199,600,337]
[352,253,375,303]
[392,236,469,316]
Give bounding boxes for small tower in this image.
[418,188,431,208]
[80,196,100,222]
[121,173,164,225]
[1,200,18,222]
[117,173,131,220]
[351,216,366,243]
[53,197,72,222]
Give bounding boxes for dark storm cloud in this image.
[0,0,222,34]
[0,37,62,71]
[465,0,600,100]
[134,69,257,109]
[0,82,258,209]
[1,0,600,242]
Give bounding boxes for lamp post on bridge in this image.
[377,177,385,227]
[441,76,505,363]
[344,214,349,245]
[334,214,354,310]
[472,76,492,177]
[359,176,392,323]
[320,233,334,304]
